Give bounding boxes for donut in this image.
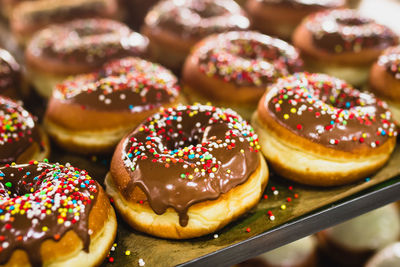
[44,57,183,154]
[0,161,117,266]
[141,0,250,72]
[365,242,400,267]
[252,72,397,186]
[10,0,119,45]
[106,104,269,239]
[183,31,304,119]
[25,18,149,98]
[0,96,49,164]
[245,0,346,40]
[369,46,400,124]
[0,48,22,99]
[318,204,400,267]
[293,9,399,86]
[237,236,318,267]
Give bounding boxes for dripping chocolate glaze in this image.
[266,73,397,151]
[145,0,249,40]
[55,57,179,111]
[306,10,398,53]
[0,163,99,266]
[378,46,400,79]
[0,98,44,164]
[29,19,148,67]
[0,49,20,94]
[197,32,303,87]
[121,106,259,226]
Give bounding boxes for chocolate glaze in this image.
[265,73,397,151]
[0,162,99,266]
[144,0,249,40]
[195,31,303,87]
[0,49,20,95]
[119,104,260,226]
[15,0,116,27]
[378,46,400,80]
[28,18,149,68]
[0,97,44,164]
[54,57,180,112]
[306,9,398,53]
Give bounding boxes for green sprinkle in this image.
[5,182,12,187]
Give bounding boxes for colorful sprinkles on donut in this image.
[378,46,400,79]
[121,104,260,226]
[194,31,303,86]
[0,161,98,265]
[305,9,398,53]
[54,57,180,111]
[267,73,397,150]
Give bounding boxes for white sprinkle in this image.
[120,94,126,100]
[139,258,145,266]
[270,216,275,221]
[214,234,219,239]
[273,190,279,195]
[105,99,111,105]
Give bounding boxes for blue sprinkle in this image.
[330,121,334,125]
[346,102,351,108]
[188,154,195,159]
[365,177,371,182]
[26,172,31,175]
[129,105,134,109]
[381,130,386,136]
[0,172,4,177]
[80,184,86,188]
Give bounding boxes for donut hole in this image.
[188,2,227,18]
[336,17,371,26]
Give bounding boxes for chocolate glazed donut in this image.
[44,57,183,154]
[370,46,400,125]
[141,0,250,72]
[106,104,269,239]
[0,162,117,266]
[293,9,399,86]
[183,31,303,119]
[0,96,49,164]
[10,0,119,45]
[252,72,397,186]
[25,18,149,98]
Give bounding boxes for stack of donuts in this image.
[0,0,399,265]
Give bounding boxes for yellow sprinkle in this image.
[281,204,286,210]
[290,108,296,113]
[240,149,244,153]
[362,133,367,138]
[42,226,48,232]
[227,169,231,174]
[125,250,131,256]
[283,114,289,120]
[57,218,64,224]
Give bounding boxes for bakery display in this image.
[25,18,149,98]
[0,47,23,98]
[318,204,400,266]
[182,31,303,119]
[252,72,397,186]
[141,0,250,72]
[106,104,269,239]
[293,9,399,86]
[0,161,117,266]
[0,0,398,265]
[10,0,119,45]
[245,0,346,40]
[44,57,182,154]
[0,95,49,164]
[370,45,400,124]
